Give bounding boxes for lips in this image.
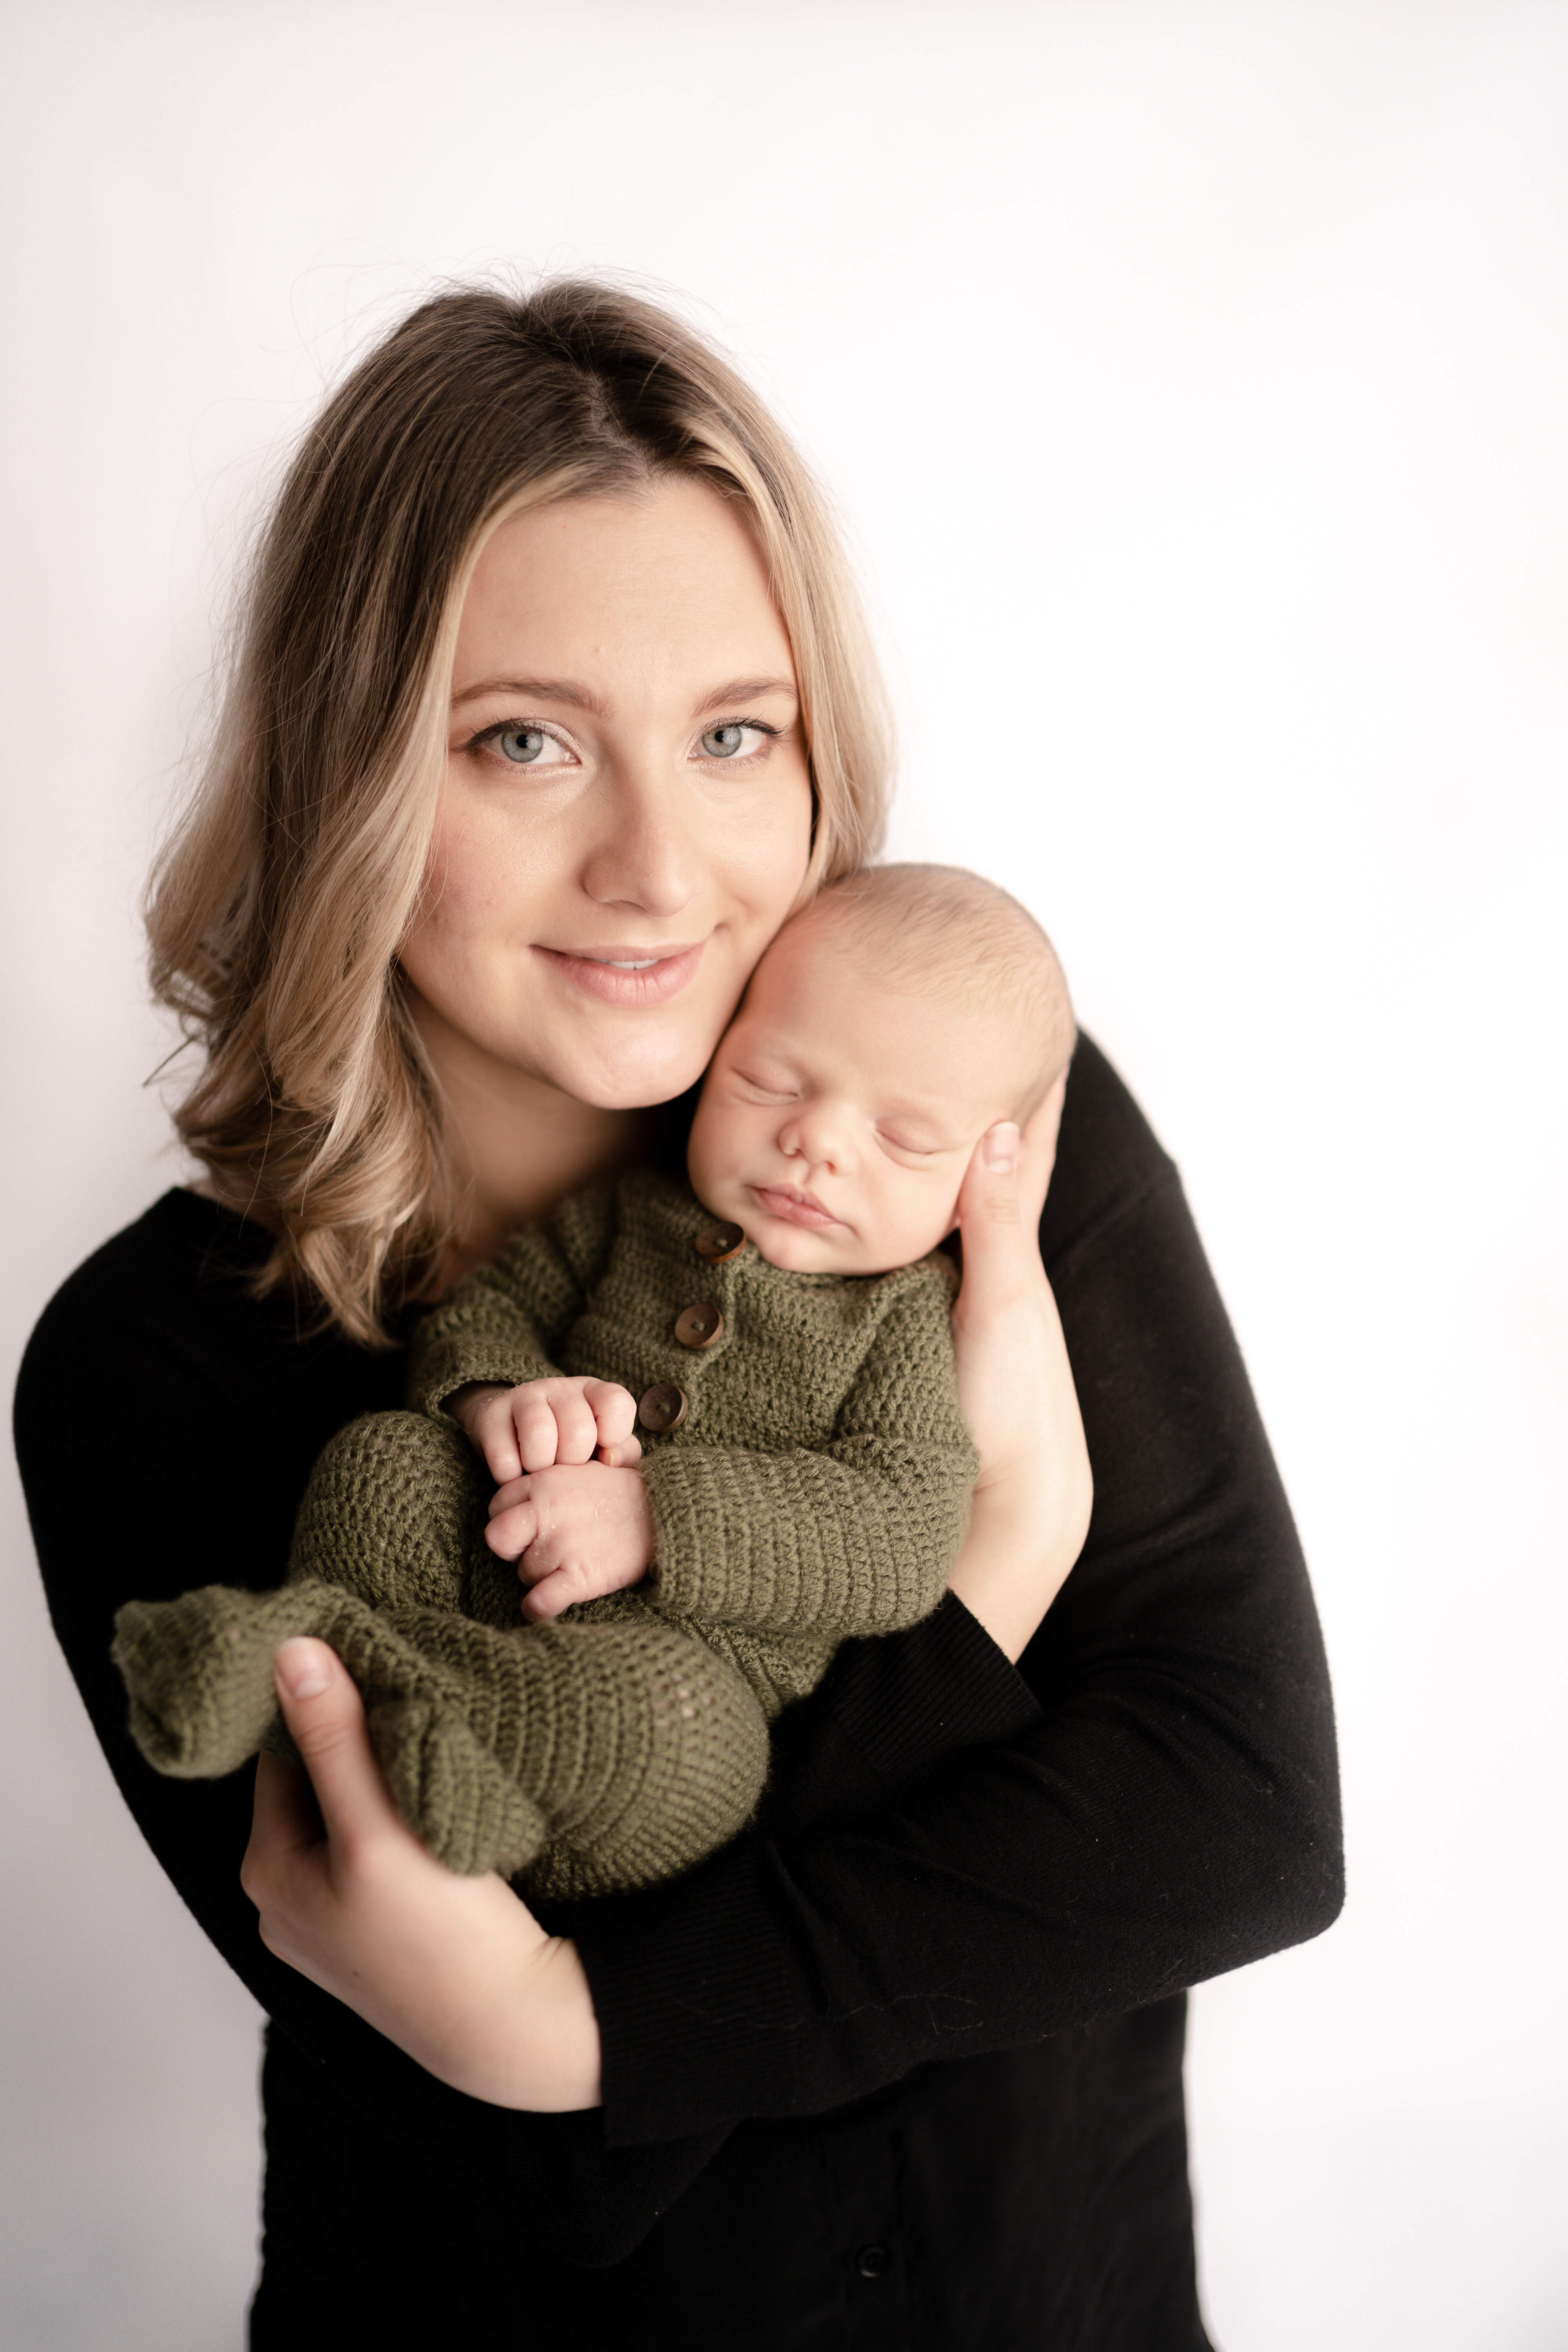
[750,1183,846,1231]
[535,941,706,1007]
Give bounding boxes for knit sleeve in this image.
[641,1274,978,1639]
[404,1183,617,1417]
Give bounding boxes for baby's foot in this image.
[112,1584,316,1778]
[366,1696,548,1877]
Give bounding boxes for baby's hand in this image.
[485,1465,656,1622]
[448,1376,642,1485]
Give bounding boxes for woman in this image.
[16,283,1341,2347]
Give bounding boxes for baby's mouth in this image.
[749,1183,846,1231]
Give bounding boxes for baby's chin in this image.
[750,1219,943,1278]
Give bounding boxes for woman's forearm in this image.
[388,1922,602,2113]
[947,1470,1088,1664]
[241,1640,603,2112]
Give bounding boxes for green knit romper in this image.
[113,1172,976,1897]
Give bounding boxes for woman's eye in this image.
[699,722,769,760]
[494,726,570,767]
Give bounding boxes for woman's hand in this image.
[240,1637,601,2111]
[946,1072,1093,1662]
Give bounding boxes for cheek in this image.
[423,775,585,935]
[714,763,814,918]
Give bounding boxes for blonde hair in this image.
[148,281,893,1344]
[800,864,1076,1116]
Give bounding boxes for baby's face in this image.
[687,918,1022,1275]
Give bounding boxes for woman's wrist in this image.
[948,1472,1087,1664]
[411,1919,603,2112]
[243,1641,603,2114]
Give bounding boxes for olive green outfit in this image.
[113,1170,976,1897]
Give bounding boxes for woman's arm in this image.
[242,1636,602,2110]
[573,1038,1343,2142]
[229,1100,1087,2103]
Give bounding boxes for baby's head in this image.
[687,865,1074,1275]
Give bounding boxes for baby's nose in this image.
[779,1102,852,1171]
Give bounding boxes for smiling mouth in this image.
[536,941,706,1006]
[750,1183,847,1231]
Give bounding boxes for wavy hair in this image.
[147,281,892,1343]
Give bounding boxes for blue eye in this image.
[700,723,767,759]
[499,727,548,764]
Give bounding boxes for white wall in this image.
[3,4,1563,2344]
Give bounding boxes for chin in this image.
[749,1224,844,1274]
[566,1033,720,1112]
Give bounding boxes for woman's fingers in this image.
[952,1069,1069,1330]
[952,1122,1035,1326]
[1018,1067,1068,1230]
[241,1639,412,1974]
[268,1637,403,1851]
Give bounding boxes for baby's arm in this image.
[405,1183,619,1423]
[407,1189,654,1620]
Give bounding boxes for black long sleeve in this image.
[577,1040,1342,2138]
[13,1034,1341,2289]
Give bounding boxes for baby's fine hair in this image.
[803,864,1076,1117]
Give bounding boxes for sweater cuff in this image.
[818,1592,1042,1796]
[405,1335,558,1420]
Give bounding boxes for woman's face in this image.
[401,477,815,1111]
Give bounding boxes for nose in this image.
[578,767,698,921]
[777,1098,857,1176]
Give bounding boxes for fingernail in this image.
[982,1122,1020,1173]
[274,1639,331,1700]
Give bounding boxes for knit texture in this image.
[113,1169,974,1894]
[113,1571,768,1895]
[410,1168,978,1640]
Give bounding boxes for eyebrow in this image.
[449,673,798,718]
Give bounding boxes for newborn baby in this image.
[114,865,1074,1898]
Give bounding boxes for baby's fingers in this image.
[583,1380,637,1448]
[519,1567,579,1625]
[596,1435,642,1469]
[512,1390,564,1473]
[547,1387,600,1468]
[485,1487,540,1563]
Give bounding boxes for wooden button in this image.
[637,1382,688,1434]
[674,1302,724,1350]
[693,1219,746,1264]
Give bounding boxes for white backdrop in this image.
[3,4,1564,2346]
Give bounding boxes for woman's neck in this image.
[414,996,659,1288]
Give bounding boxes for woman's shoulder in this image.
[16,1189,406,1552]
[1039,1032,1178,1265]
[24,1188,269,1352]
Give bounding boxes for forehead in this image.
[741,926,1020,1111]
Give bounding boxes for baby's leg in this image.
[113,1583,769,1886]
[288,1409,516,1626]
[385,1602,772,1899]
[111,1579,548,1873]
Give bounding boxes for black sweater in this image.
[14,1037,1342,2350]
